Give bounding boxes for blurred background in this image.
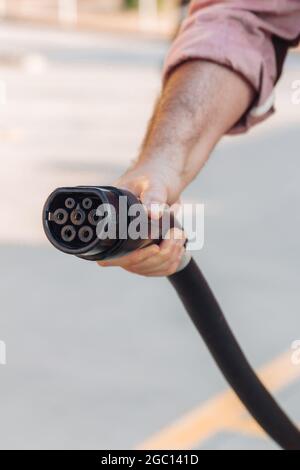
[0,0,299,450]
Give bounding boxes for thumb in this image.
[140,184,168,220]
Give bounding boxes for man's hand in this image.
[97,228,186,277]
[97,161,187,277]
[97,61,255,277]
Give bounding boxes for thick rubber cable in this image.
[169,258,300,450]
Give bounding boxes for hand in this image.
[97,227,186,277]
[97,161,186,277]
[115,160,184,216]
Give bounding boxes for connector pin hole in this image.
[82,198,93,210]
[65,198,75,209]
[78,226,93,243]
[88,209,101,226]
[53,208,68,225]
[61,225,76,242]
[71,209,85,226]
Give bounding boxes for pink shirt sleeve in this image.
[163,0,300,134]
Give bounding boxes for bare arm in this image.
[117,61,254,208]
[98,60,254,276]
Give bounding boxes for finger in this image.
[128,247,185,276]
[97,244,159,268]
[124,229,186,273]
[160,228,186,248]
[129,238,182,270]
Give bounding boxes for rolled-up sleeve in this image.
[163,0,300,134]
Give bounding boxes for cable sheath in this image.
[169,258,300,450]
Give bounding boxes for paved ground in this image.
[0,22,299,450]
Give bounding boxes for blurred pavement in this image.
[0,22,299,450]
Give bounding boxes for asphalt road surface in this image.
[0,22,299,450]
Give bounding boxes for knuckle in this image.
[137,247,157,263]
[128,251,146,265]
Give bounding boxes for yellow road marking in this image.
[0,128,24,142]
[229,416,268,438]
[137,351,300,450]
[230,415,300,439]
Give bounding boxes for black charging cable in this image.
[170,259,300,450]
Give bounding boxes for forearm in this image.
[137,60,255,187]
